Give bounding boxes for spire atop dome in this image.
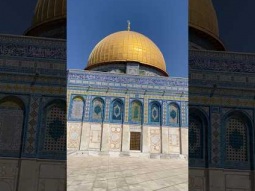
[127,20,131,31]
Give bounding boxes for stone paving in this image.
[68,154,188,191]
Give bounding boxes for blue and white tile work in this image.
[67,69,188,158]
[189,49,255,191]
[0,34,66,191]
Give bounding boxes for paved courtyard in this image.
[68,154,188,191]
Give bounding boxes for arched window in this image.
[92,98,104,121]
[70,96,84,120]
[169,103,180,125]
[150,102,161,123]
[0,96,25,157]
[130,100,142,123]
[41,100,66,155]
[188,107,208,168]
[226,115,248,162]
[111,99,124,121]
[189,117,203,159]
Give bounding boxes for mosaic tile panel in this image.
[181,102,187,125]
[150,103,160,123]
[0,35,65,60]
[84,96,91,120]
[24,97,40,155]
[112,100,123,121]
[169,103,179,124]
[211,112,221,165]
[144,98,148,123]
[190,50,255,74]
[124,95,129,122]
[105,98,110,121]
[163,101,167,125]
[92,98,104,121]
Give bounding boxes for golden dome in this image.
[86,31,168,76]
[189,0,225,50]
[32,0,66,27]
[25,0,66,38]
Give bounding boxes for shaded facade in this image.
[189,0,255,190]
[0,0,66,190]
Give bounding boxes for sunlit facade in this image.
[67,29,188,158]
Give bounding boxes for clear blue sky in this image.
[68,0,188,77]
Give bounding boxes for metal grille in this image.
[44,105,66,152]
[189,118,203,158]
[226,117,247,161]
[130,132,141,150]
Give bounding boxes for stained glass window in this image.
[169,103,179,124]
[226,117,247,161]
[150,102,160,123]
[112,99,123,121]
[70,97,84,120]
[131,101,142,123]
[92,98,104,120]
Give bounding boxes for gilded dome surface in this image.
[32,0,66,27]
[189,0,219,37]
[25,0,66,38]
[86,31,167,75]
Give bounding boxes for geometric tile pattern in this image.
[211,112,221,165]
[84,96,91,120]
[150,103,160,123]
[169,103,179,124]
[92,98,104,120]
[163,101,167,125]
[112,100,123,121]
[24,96,40,155]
